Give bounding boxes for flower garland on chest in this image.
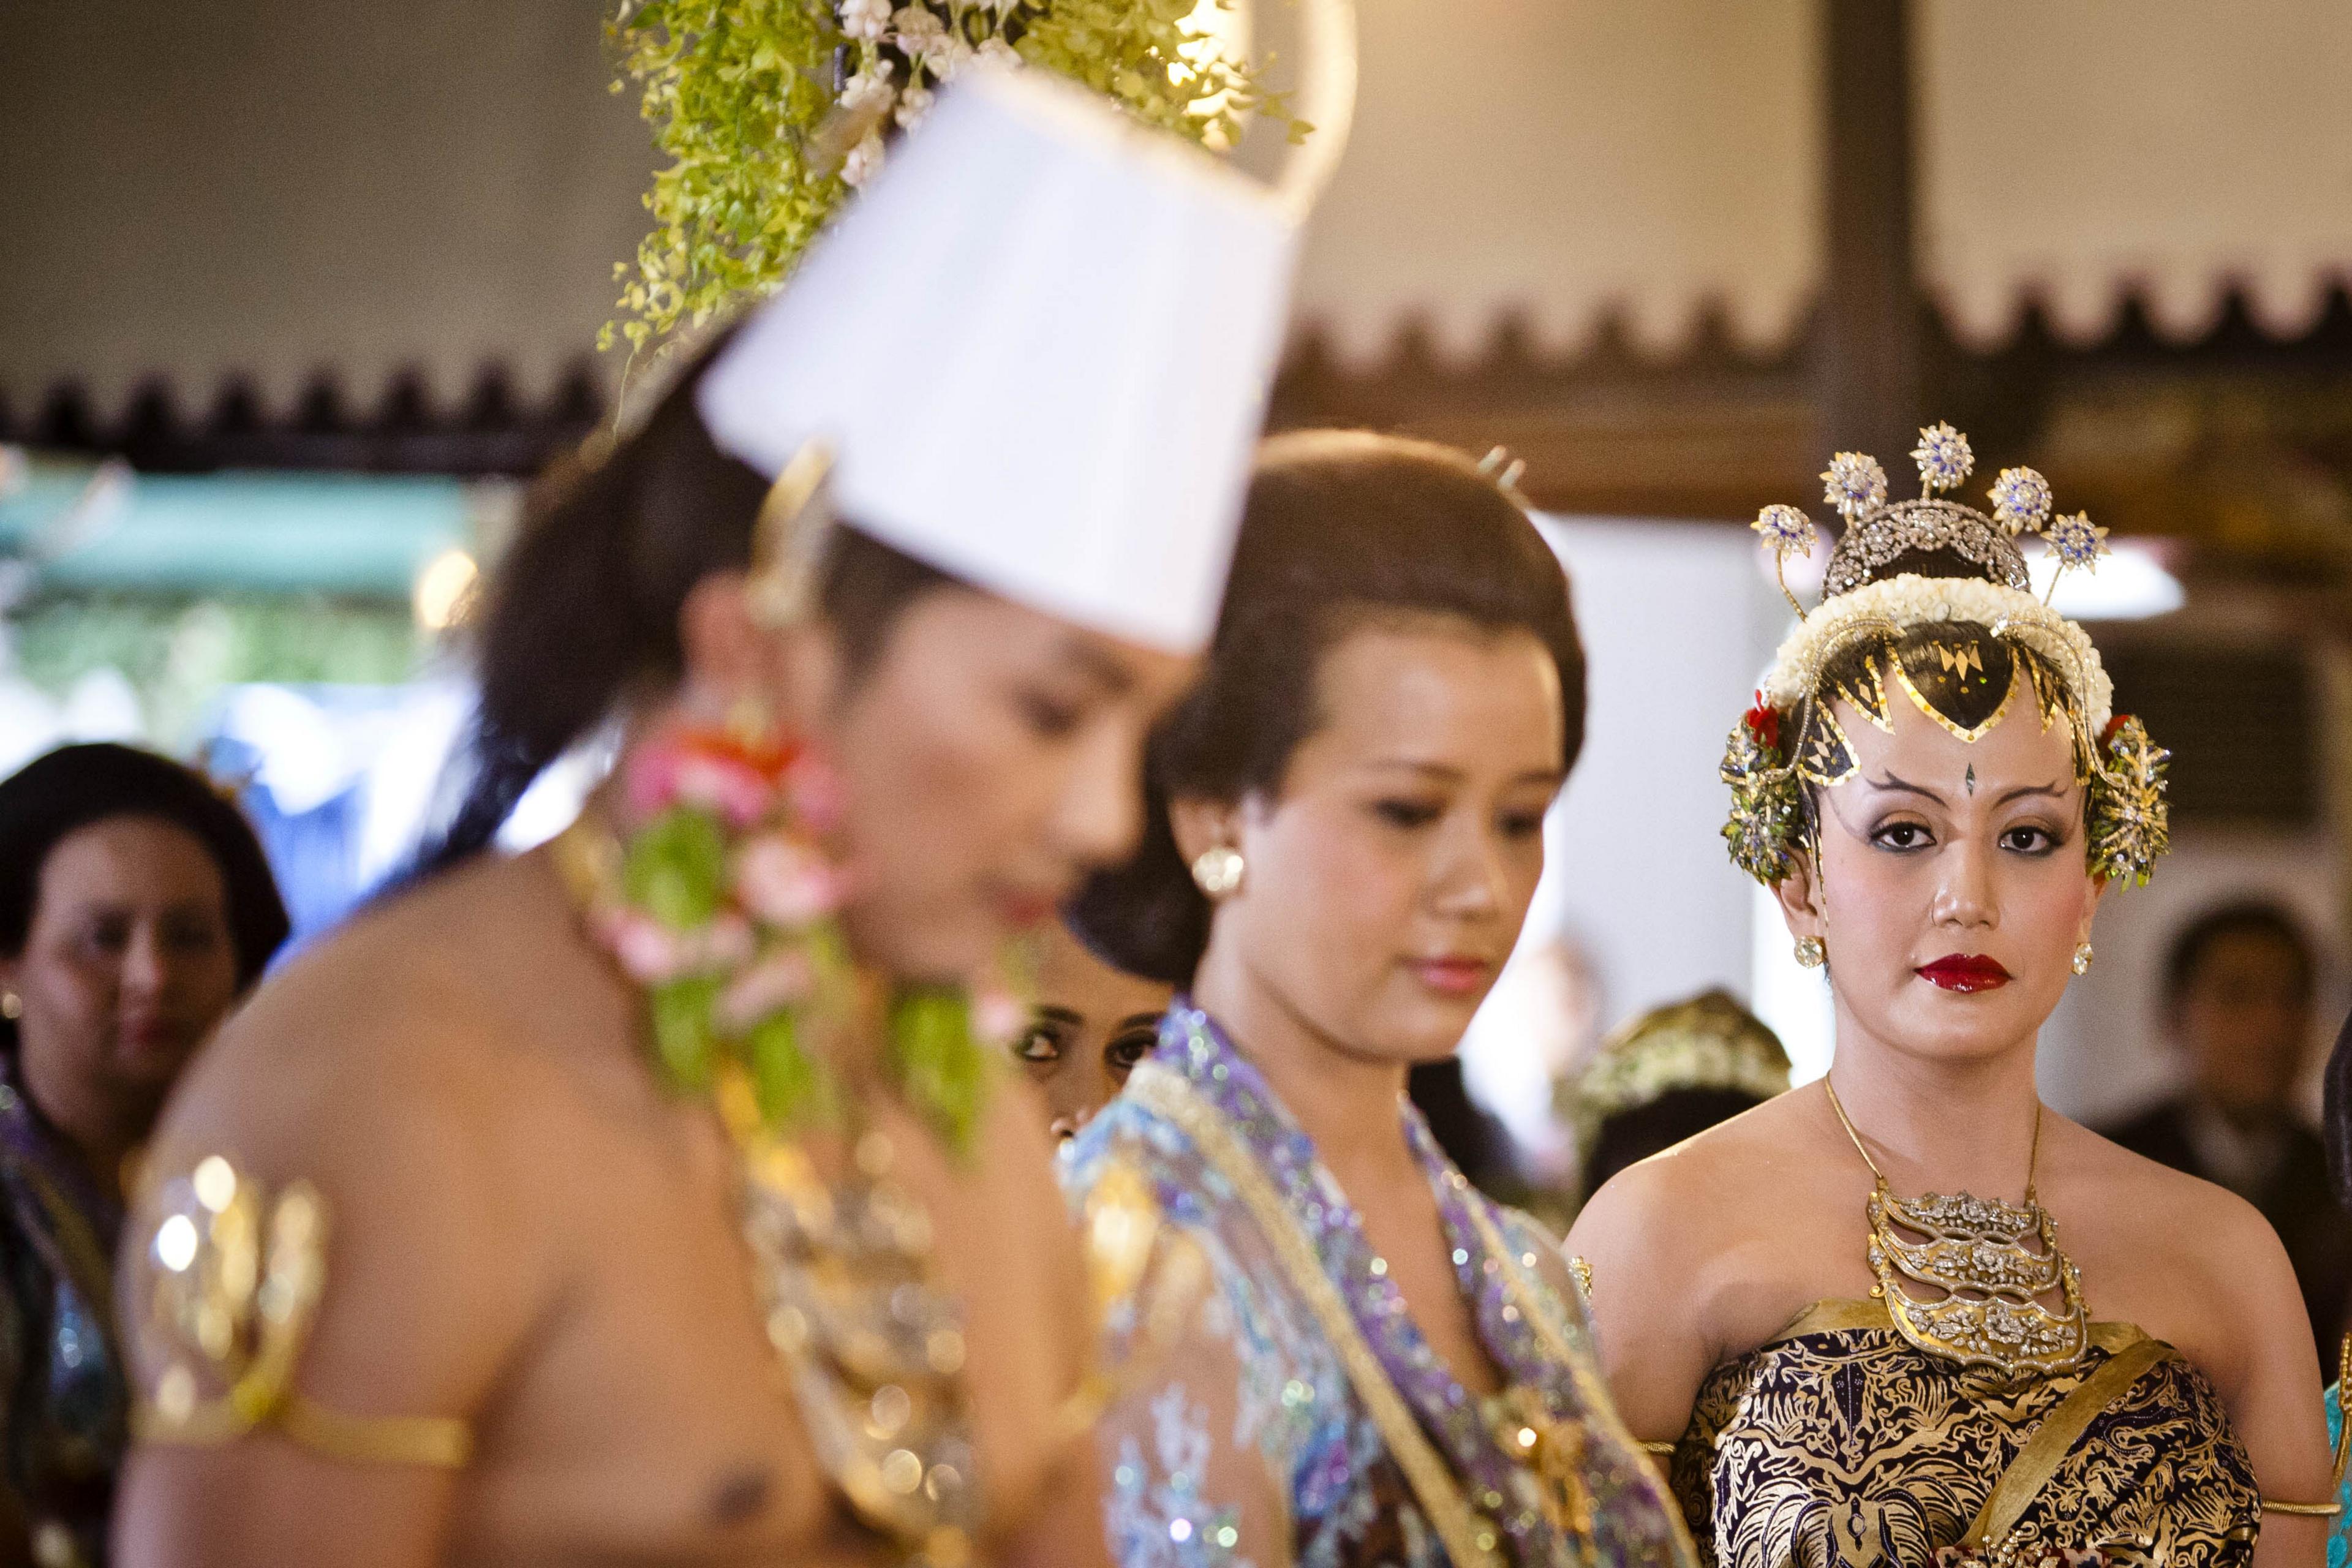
[556,719,1020,1159]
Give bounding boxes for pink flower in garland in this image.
[736,835,852,928]
[671,753,776,829]
[624,727,804,829]
[783,752,849,837]
[626,745,765,828]
[601,910,688,985]
[717,951,816,1031]
[971,986,1027,1049]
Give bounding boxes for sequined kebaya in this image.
[1066,1006,1694,1568]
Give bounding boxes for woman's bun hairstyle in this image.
[1069,431,1585,986]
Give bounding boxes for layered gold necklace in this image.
[1825,1078,2089,1381]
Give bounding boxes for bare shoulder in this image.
[2055,1114,2291,1280]
[159,851,611,1174]
[133,856,608,1419]
[1570,1087,1825,1263]
[2049,1116,2313,1397]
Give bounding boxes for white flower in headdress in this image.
[892,5,948,59]
[976,36,1020,67]
[841,129,886,188]
[927,32,980,79]
[1912,422,1973,494]
[841,0,892,42]
[2045,511,2109,571]
[1821,451,1888,521]
[841,58,895,117]
[1752,504,1817,560]
[1988,467,2053,535]
[894,81,936,129]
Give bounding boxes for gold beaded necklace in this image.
[1824,1077,2089,1381]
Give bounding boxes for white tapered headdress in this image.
[697,64,1300,654]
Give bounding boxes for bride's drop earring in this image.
[1795,935,1826,969]
[2071,942,2094,976]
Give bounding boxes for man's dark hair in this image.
[2163,899,2315,1013]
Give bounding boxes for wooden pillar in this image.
[1817,0,1923,470]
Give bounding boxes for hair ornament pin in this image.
[2041,511,2112,601]
[1821,451,1888,522]
[1751,504,1819,619]
[1911,421,1973,495]
[1988,467,2053,535]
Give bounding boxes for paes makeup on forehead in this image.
[1855,770,2071,809]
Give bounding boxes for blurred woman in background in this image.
[1016,919,1170,1143]
[0,743,286,1567]
[1561,989,1789,1216]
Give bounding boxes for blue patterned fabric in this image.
[1066,1003,1692,1568]
[2328,1385,2349,1568]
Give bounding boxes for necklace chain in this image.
[1822,1075,2043,1201]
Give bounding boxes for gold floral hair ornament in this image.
[1724,423,2168,891]
[2087,714,2170,886]
[1564,988,1790,1163]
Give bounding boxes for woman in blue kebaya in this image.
[1062,432,1694,1568]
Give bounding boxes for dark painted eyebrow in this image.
[1865,771,1946,805]
[1033,1005,1082,1025]
[1114,1012,1165,1031]
[1995,782,2071,806]
[1057,636,1137,696]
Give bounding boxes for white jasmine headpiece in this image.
[696,64,1300,654]
[1722,423,2168,889]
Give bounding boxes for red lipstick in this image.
[1408,957,1493,998]
[1915,955,2012,993]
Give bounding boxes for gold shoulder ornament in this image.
[125,1155,472,1468]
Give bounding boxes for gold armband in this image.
[2260,1499,2342,1517]
[126,1156,472,1469]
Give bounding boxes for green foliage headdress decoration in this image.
[605,0,1284,355]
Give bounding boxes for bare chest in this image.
[445,1112,848,1564]
[431,1079,1092,1566]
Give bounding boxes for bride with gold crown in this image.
[1567,426,2334,1568]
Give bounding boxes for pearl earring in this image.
[1190,846,1245,899]
[2071,943,2094,976]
